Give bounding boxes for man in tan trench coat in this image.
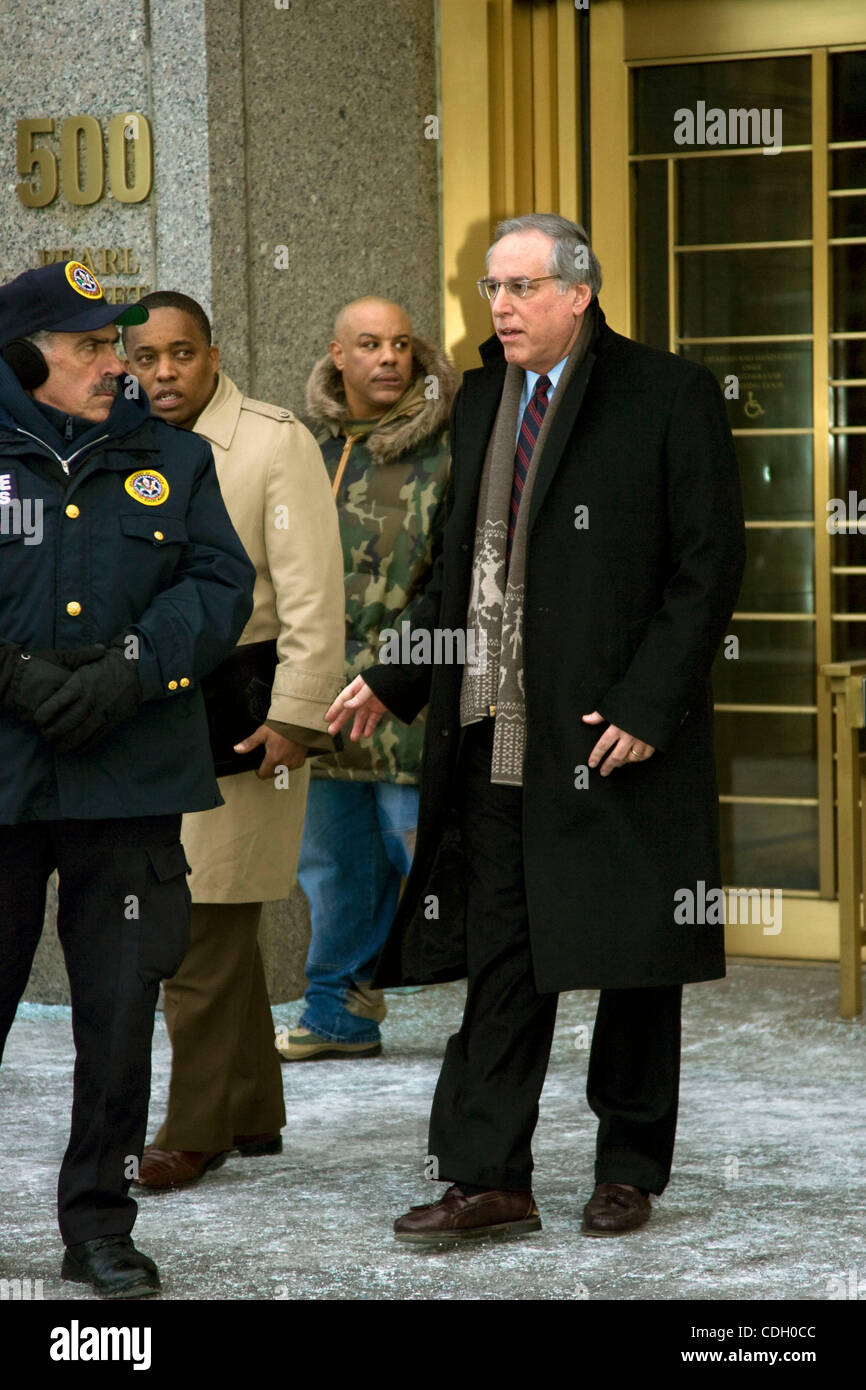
[122,291,345,1189]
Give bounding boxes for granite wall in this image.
[206,0,443,412]
[4,0,441,1004]
[1,0,441,409]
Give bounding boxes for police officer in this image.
[0,261,255,1298]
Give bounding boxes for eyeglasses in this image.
[476,276,560,301]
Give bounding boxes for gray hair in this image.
[24,329,55,352]
[487,213,602,297]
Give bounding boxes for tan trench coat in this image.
[180,373,345,903]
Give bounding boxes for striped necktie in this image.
[507,373,551,571]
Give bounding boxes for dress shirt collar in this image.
[516,357,568,443]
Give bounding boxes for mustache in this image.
[91,376,120,397]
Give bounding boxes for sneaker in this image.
[274,1025,381,1062]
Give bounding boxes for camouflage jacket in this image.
[304,336,455,782]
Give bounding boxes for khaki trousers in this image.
[154,902,286,1151]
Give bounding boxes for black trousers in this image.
[0,815,190,1245]
[428,720,682,1195]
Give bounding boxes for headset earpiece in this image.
[0,338,49,390]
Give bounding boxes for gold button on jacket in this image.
[66,600,82,617]
[65,504,79,519]
[167,680,178,691]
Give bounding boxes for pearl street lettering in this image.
[38,247,141,275]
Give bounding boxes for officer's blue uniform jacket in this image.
[0,360,255,824]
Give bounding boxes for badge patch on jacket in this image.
[124,470,170,506]
[0,469,17,505]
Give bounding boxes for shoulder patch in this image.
[242,397,295,423]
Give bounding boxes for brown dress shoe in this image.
[135,1146,228,1191]
[394,1185,541,1245]
[582,1182,651,1237]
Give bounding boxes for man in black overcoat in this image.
[326,214,745,1242]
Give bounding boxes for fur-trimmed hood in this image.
[305,335,457,464]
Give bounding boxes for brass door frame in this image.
[439,0,582,374]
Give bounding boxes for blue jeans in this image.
[296,779,419,1042]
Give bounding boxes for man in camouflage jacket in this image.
[275,297,454,1060]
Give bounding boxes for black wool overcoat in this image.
[365,305,746,992]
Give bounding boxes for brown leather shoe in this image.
[233,1132,283,1156]
[394,1185,541,1245]
[135,1146,228,1191]
[582,1182,651,1236]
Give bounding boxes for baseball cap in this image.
[0,261,148,347]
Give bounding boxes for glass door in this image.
[629,47,866,901]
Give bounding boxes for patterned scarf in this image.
[459,311,594,784]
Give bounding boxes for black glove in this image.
[29,646,108,670]
[33,645,142,755]
[0,643,106,725]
